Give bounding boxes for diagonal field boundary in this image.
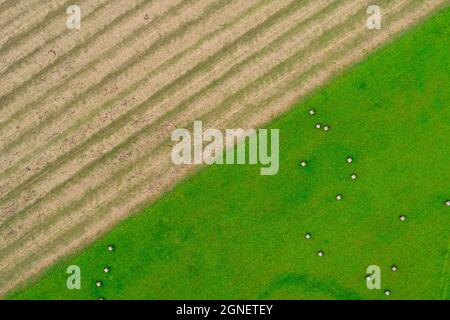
[0,0,448,297]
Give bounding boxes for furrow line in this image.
[0,0,168,121]
[0,0,70,56]
[0,0,111,78]
[0,0,42,34]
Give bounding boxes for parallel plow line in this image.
[0,0,111,80]
[0,0,70,56]
[0,0,178,124]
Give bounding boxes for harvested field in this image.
[0,0,447,297]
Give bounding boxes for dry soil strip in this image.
[0,0,150,99]
[0,0,69,51]
[0,0,43,37]
[0,0,175,126]
[0,0,112,82]
[0,0,178,127]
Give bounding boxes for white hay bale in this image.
[315,123,321,129]
[317,250,324,257]
[391,265,398,272]
[103,267,110,273]
[346,157,353,163]
[107,245,115,252]
[399,215,407,221]
[336,194,343,201]
[305,233,312,239]
[323,125,330,132]
[300,161,307,167]
[309,109,316,115]
[384,289,391,296]
[96,281,103,287]
[351,174,357,180]
[445,200,450,207]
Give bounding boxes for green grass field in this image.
[9,7,450,300]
